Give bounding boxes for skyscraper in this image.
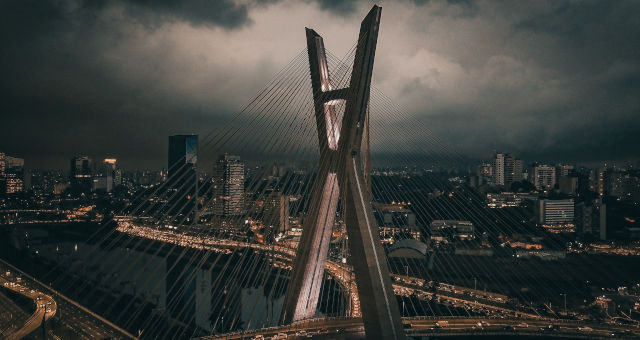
[168,135,198,178]
[492,153,505,185]
[262,190,290,232]
[504,155,523,187]
[530,164,556,190]
[167,135,198,210]
[213,154,245,216]
[70,156,93,191]
[93,158,119,192]
[0,153,24,194]
[492,153,522,187]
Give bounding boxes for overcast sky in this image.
[1,0,639,170]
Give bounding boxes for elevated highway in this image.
[0,268,56,340]
[194,316,640,339]
[116,223,640,339]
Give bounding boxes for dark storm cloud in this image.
[125,0,251,29]
[311,0,361,16]
[0,0,259,169]
[372,0,640,164]
[0,0,639,170]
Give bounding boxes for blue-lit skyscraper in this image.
[167,135,198,220]
[168,135,198,178]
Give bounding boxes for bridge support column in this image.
[281,5,405,340]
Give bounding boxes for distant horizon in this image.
[2,1,639,172]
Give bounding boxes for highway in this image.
[117,223,545,319]
[1,268,57,340]
[116,222,640,338]
[0,259,137,340]
[0,290,31,338]
[195,316,640,339]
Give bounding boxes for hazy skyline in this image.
[1,0,639,169]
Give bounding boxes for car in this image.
[578,326,593,332]
[436,320,449,327]
[517,323,528,328]
[502,326,514,331]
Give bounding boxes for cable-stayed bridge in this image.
[3,4,639,340]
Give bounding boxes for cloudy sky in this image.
[1,0,639,169]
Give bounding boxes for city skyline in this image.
[2,1,640,169]
[1,2,640,340]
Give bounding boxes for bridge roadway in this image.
[1,267,57,340]
[0,258,137,340]
[118,222,539,318]
[117,223,640,338]
[194,316,640,339]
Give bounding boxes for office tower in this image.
[104,158,122,186]
[576,198,606,239]
[604,170,625,197]
[492,153,522,187]
[70,156,93,191]
[492,153,505,185]
[536,198,574,226]
[262,190,290,232]
[598,198,607,241]
[168,135,198,178]
[0,153,24,194]
[595,166,606,196]
[93,159,118,192]
[504,155,523,187]
[555,164,574,183]
[530,164,556,190]
[167,135,198,216]
[0,152,4,194]
[213,154,245,216]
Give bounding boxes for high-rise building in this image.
[167,135,198,220]
[0,153,24,194]
[213,154,245,216]
[604,170,625,197]
[530,164,556,190]
[104,158,122,186]
[504,155,523,187]
[555,164,574,183]
[595,166,606,196]
[536,198,574,226]
[70,156,93,191]
[492,153,505,185]
[575,198,606,239]
[262,190,290,232]
[491,153,522,187]
[93,158,119,192]
[168,135,198,178]
[0,152,4,194]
